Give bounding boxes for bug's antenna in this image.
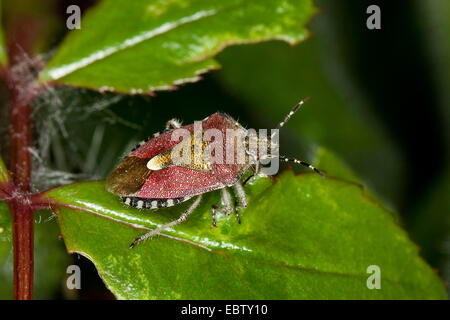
[277,97,310,129]
[280,155,325,178]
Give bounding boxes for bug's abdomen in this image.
[122,196,192,209]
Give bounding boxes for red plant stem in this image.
[3,16,45,300]
[9,200,34,300]
[8,79,34,300]
[10,96,32,190]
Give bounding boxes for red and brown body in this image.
[106,113,252,209]
[106,98,323,247]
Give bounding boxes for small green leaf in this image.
[44,170,446,299]
[39,0,317,93]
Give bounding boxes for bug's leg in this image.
[232,182,248,224]
[210,188,233,227]
[130,195,202,248]
[242,174,254,186]
[211,205,218,227]
[221,188,233,215]
[165,118,182,131]
[233,181,248,209]
[279,156,325,178]
[232,200,241,224]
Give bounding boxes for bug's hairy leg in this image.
[165,118,182,131]
[232,182,248,224]
[129,195,202,249]
[233,181,248,208]
[221,188,233,214]
[210,188,233,227]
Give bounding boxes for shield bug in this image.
[106,98,324,248]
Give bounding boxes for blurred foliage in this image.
[0,0,448,298]
[0,4,6,66]
[216,38,404,208]
[414,0,450,296]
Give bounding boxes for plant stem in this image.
[10,200,34,300]
[2,15,48,299]
[0,12,52,300]
[8,75,34,300]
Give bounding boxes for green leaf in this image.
[0,202,70,299]
[39,0,317,93]
[44,170,446,299]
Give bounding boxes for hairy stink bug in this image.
[106,98,324,248]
